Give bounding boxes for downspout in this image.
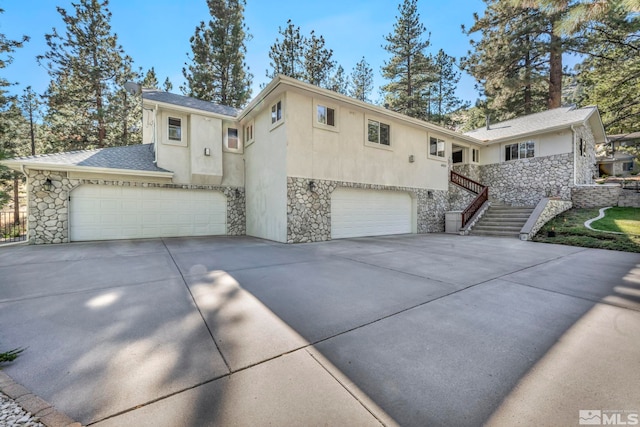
[21,165,29,242]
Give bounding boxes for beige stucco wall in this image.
[284,91,451,191]
[143,105,244,187]
[479,129,573,165]
[244,98,288,242]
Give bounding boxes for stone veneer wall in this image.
[520,198,573,241]
[27,169,245,244]
[571,185,622,208]
[480,153,574,206]
[450,164,482,211]
[286,177,448,243]
[573,124,598,184]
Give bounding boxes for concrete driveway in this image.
[0,234,639,426]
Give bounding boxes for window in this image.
[227,128,239,150]
[505,141,534,161]
[429,137,445,159]
[271,100,282,125]
[317,105,335,126]
[623,162,634,172]
[472,149,479,163]
[368,119,390,146]
[168,117,182,141]
[245,123,253,142]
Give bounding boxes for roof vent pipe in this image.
[486,115,490,130]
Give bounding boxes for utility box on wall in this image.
[445,211,462,234]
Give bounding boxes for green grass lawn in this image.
[589,207,640,235]
[533,207,640,253]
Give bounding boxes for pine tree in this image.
[142,67,159,89]
[349,57,374,102]
[183,0,252,107]
[303,31,335,87]
[267,20,306,80]
[38,0,139,150]
[462,1,552,119]
[19,87,41,156]
[576,10,640,133]
[381,0,435,119]
[328,65,348,94]
[427,50,468,126]
[163,77,173,92]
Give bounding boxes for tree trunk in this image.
[524,36,532,115]
[29,105,36,155]
[548,23,563,109]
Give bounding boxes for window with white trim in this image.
[317,105,335,126]
[367,119,390,146]
[227,128,239,150]
[505,141,535,161]
[271,100,283,126]
[168,117,182,141]
[472,148,479,163]
[429,137,446,159]
[244,122,254,144]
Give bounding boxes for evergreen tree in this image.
[267,19,306,80]
[328,65,348,94]
[19,86,41,156]
[381,0,435,119]
[142,67,159,89]
[349,57,374,102]
[427,50,469,126]
[38,0,139,150]
[182,0,252,107]
[163,77,173,92]
[576,10,640,133]
[462,1,554,119]
[303,30,335,87]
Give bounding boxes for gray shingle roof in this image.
[9,144,169,173]
[464,106,597,142]
[142,89,240,117]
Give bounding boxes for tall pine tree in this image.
[427,49,468,126]
[381,0,435,119]
[303,30,335,87]
[349,57,374,102]
[267,20,306,81]
[142,67,159,89]
[38,0,139,151]
[183,0,252,107]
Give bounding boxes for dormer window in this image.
[168,117,182,141]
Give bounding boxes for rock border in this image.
[0,371,81,427]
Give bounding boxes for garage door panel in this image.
[331,188,412,239]
[70,185,227,241]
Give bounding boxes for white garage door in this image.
[70,185,226,241]
[331,188,413,239]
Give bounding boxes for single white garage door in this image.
[70,185,226,241]
[331,188,412,239]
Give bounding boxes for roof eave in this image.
[475,121,587,145]
[1,160,174,178]
[143,98,238,121]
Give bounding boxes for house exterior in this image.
[1,76,606,245]
[462,106,604,206]
[597,132,639,176]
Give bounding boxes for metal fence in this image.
[0,212,27,244]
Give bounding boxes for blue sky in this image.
[1,0,487,104]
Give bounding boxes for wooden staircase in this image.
[471,205,535,237]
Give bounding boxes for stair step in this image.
[477,221,527,227]
[471,230,520,237]
[473,225,523,232]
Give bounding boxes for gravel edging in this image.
[0,371,81,427]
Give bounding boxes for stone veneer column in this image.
[26,169,246,244]
[286,177,449,243]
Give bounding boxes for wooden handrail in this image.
[462,186,488,227]
[450,170,489,228]
[450,170,484,195]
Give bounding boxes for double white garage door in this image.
[70,185,226,241]
[331,188,413,239]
